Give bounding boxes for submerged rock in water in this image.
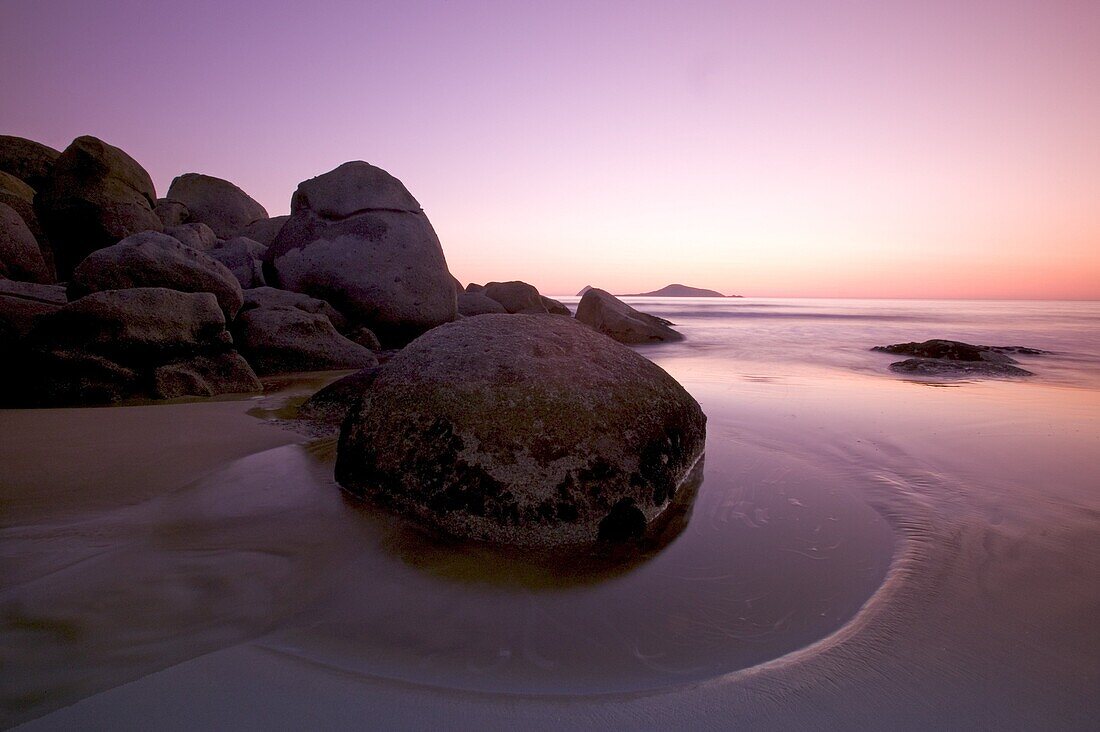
[873,339,1042,378]
[296,366,380,430]
[575,287,683,344]
[335,314,706,547]
[889,358,1033,378]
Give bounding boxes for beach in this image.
[3,298,1099,729]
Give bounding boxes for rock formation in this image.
[575,288,683,344]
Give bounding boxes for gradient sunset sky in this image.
[2,0,1098,298]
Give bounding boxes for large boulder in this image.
[296,366,380,431]
[240,286,346,330]
[0,135,60,191]
[575,288,683,344]
[265,161,457,344]
[541,295,571,316]
[68,231,244,319]
[233,306,377,376]
[0,171,53,280]
[34,136,162,277]
[165,222,218,251]
[0,280,66,352]
[6,288,259,406]
[457,290,507,316]
[238,215,289,247]
[335,314,706,546]
[209,237,267,289]
[483,280,547,314]
[0,203,52,283]
[154,198,189,228]
[165,173,268,238]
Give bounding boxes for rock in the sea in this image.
[335,314,706,547]
[7,287,259,406]
[541,295,570,316]
[575,288,683,344]
[209,236,267,289]
[0,202,52,283]
[165,173,268,238]
[889,358,1033,378]
[154,198,190,228]
[238,215,289,247]
[0,135,60,191]
[457,290,508,316]
[165,222,218,251]
[35,136,162,277]
[233,305,377,375]
[239,286,347,331]
[69,231,244,319]
[483,280,548,314]
[873,339,1040,378]
[265,161,457,344]
[296,366,380,431]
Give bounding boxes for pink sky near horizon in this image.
[2,0,1098,299]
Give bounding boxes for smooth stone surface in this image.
[889,358,1034,378]
[154,198,190,228]
[166,173,268,238]
[238,215,289,247]
[483,280,547,314]
[240,286,346,331]
[0,202,52,283]
[165,222,218,252]
[7,287,259,405]
[233,306,377,375]
[209,237,267,289]
[335,314,706,547]
[575,288,683,344]
[266,161,456,344]
[35,136,162,277]
[69,231,244,319]
[0,135,60,191]
[541,295,571,315]
[296,366,380,430]
[457,290,507,316]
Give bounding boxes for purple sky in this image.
[3,0,1098,297]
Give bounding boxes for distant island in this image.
[576,283,740,298]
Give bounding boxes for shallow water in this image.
[3,298,1099,728]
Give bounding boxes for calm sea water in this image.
[555,296,1100,388]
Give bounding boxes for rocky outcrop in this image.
[575,288,683,344]
[154,198,190,228]
[238,215,289,247]
[68,231,244,319]
[296,366,380,432]
[872,339,1042,378]
[165,222,218,251]
[457,290,508,316]
[233,306,376,375]
[165,173,268,238]
[34,136,162,277]
[6,288,259,406]
[335,314,706,547]
[265,161,456,344]
[541,295,570,315]
[0,203,52,283]
[0,135,60,191]
[209,237,267,289]
[0,280,66,352]
[239,286,347,331]
[483,280,547,313]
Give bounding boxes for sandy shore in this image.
[3,368,1099,729]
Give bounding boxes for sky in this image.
[2,0,1098,298]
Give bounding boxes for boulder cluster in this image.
[1,132,707,547]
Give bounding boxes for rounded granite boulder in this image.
[265,161,457,345]
[165,173,268,238]
[335,314,706,547]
